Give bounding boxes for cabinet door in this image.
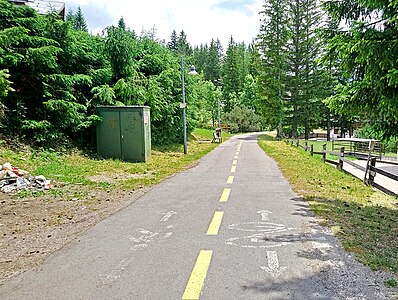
[120,110,144,161]
[97,111,121,158]
[143,109,151,160]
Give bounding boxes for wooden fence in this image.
[286,139,398,197]
[298,132,328,140]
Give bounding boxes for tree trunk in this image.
[305,126,309,140]
[277,122,283,139]
[327,111,331,141]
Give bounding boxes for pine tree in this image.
[285,0,323,138]
[205,39,222,83]
[66,8,74,23]
[117,17,126,30]
[73,6,88,32]
[222,36,241,112]
[167,30,178,53]
[319,13,340,141]
[104,26,137,82]
[177,30,192,56]
[256,0,289,137]
[300,0,324,139]
[193,43,208,75]
[236,42,249,91]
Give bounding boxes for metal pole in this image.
[181,57,187,154]
[217,97,220,128]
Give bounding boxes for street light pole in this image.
[217,97,221,128]
[181,57,187,154]
[215,79,221,128]
[181,57,198,154]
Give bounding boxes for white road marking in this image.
[101,225,173,285]
[101,256,135,285]
[160,211,177,222]
[128,226,173,245]
[228,222,294,233]
[261,251,287,277]
[257,210,273,221]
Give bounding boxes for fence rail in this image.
[286,139,398,197]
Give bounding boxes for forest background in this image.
[0,0,397,149]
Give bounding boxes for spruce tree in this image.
[256,0,289,137]
[74,6,88,32]
[177,30,192,56]
[66,8,74,23]
[167,30,178,53]
[117,17,126,30]
[205,39,222,83]
[222,36,241,112]
[285,0,323,138]
[193,43,208,75]
[104,25,137,82]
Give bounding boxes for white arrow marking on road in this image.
[261,251,287,278]
[257,210,273,221]
[160,211,177,222]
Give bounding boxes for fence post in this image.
[310,144,314,156]
[337,147,345,170]
[322,144,327,162]
[296,139,299,147]
[366,157,377,185]
[304,141,308,151]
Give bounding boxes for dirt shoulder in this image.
[0,185,148,285]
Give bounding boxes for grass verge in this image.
[258,134,398,275]
[0,128,220,198]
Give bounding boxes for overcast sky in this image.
[65,0,264,49]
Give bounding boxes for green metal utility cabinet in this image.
[96,106,151,162]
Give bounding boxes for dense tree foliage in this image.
[0,1,246,146]
[2,0,396,148]
[224,106,262,133]
[0,1,105,143]
[322,0,398,138]
[285,0,324,139]
[255,0,392,141]
[256,0,289,137]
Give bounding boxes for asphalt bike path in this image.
[0,133,391,299]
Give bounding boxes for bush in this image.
[224,106,262,133]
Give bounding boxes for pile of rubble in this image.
[0,162,52,193]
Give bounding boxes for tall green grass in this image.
[0,129,220,194]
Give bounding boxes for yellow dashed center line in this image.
[206,211,224,235]
[182,250,213,300]
[183,142,242,299]
[219,188,231,202]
